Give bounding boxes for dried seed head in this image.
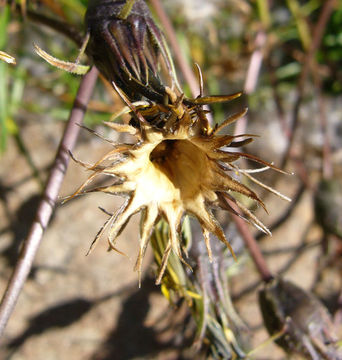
[85,0,179,102]
[69,89,288,285]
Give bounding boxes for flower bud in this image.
[86,0,178,102]
[259,278,341,359]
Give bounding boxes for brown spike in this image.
[155,243,172,285]
[229,138,254,148]
[134,205,159,286]
[202,228,213,262]
[227,151,291,175]
[194,63,204,97]
[112,80,148,126]
[213,167,267,212]
[88,145,131,171]
[62,171,101,204]
[87,182,135,195]
[103,122,138,136]
[186,92,242,106]
[86,212,115,256]
[77,124,116,145]
[212,108,248,135]
[68,150,94,170]
[201,207,237,261]
[107,195,142,250]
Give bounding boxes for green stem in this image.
[0,62,7,153]
[256,0,271,29]
[0,5,10,153]
[286,0,311,51]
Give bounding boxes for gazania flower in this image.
[68,85,288,285]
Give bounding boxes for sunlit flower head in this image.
[68,85,288,285]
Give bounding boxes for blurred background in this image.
[0,0,341,359]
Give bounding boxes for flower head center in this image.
[149,139,209,200]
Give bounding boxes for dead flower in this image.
[67,86,288,285]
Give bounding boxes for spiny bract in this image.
[69,87,286,285]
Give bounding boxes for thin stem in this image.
[149,0,199,98]
[0,66,99,339]
[244,31,267,95]
[319,93,332,179]
[265,57,290,137]
[286,0,311,51]
[26,9,84,47]
[256,0,271,29]
[234,30,267,136]
[256,182,305,240]
[225,197,273,283]
[281,0,336,169]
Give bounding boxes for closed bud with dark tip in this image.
[86,0,179,102]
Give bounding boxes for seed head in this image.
[68,88,286,284]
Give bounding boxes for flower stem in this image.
[0,66,99,339]
[150,0,199,98]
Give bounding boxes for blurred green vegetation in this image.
[1,0,340,153]
[318,6,342,93]
[0,5,12,152]
[0,0,113,155]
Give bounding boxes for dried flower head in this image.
[85,0,179,102]
[68,84,287,285]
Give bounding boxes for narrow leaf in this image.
[0,51,16,65]
[34,44,90,75]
